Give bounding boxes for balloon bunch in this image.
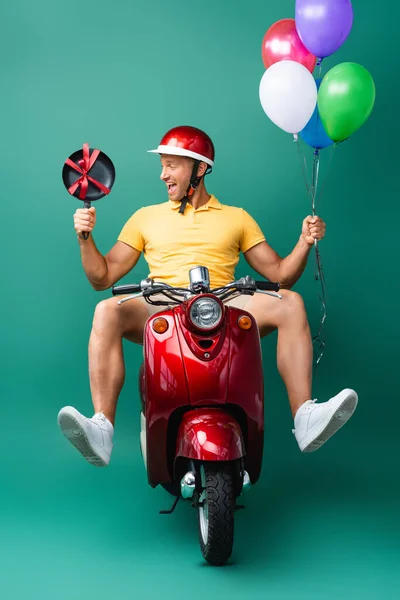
[258,0,376,366]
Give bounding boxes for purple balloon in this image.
[295,0,353,58]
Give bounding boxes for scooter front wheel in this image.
[197,461,235,566]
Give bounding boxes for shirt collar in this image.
[168,195,222,211]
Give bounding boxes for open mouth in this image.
[167,183,177,194]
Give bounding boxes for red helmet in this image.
[148,125,215,167]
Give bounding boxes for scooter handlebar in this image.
[112,284,142,295]
[255,281,281,292]
[112,279,280,297]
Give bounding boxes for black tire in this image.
[197,462,236,566]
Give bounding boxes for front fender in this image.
[176,408,245,461]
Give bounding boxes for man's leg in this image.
[88,295,151,425]
[241,290,313,417]
[57,296,153,465]
[241,290,358,452]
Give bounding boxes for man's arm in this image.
[244,237,311,289]
[79,237,141,291]
[244,216,325,289]
[74,206,141,290]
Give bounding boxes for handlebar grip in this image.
[255,281,281,292]
[112,284,141,295]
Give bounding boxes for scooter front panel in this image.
[143,303,265,487]
[174,311,231,406]
[144,311,190,487]
[226,307,264,484]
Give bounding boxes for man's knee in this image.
[277,289,307,321]
[93,297,149,341]
[281,289,305,308]
[93,298,121,330]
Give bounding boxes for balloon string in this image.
[310,149,327,367]
[295,139,328,368]
[314,142,337,212]
[311,151,326,364]
[295,136,312,199]
[316,57,323,79]
[312,143,338,366]
[311,148,320,217]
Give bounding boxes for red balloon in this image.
[261,18,316,73]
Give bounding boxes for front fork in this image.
[180,459,252,501]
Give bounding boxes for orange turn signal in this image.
[238,315,252,331]
[152,317,169,334]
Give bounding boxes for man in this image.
[57,125,357,467]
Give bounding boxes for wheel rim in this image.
[199,465,209,545]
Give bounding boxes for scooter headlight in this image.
[189,297,223,331]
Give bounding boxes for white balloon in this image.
[259,60,317,134]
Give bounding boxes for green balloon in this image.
[317,62,376,143]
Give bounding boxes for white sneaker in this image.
[57,406,114,466]
[293,388,358,452]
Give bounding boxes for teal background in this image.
[1,0,399,597]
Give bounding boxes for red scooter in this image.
[112,266,281,565]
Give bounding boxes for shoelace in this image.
[92,412,107,424]
[304,399,317,410]
[292,399,317,434]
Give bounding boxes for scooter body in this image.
[140,300,264,489]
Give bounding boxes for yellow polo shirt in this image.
[117,195,266,288]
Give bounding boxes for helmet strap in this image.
[178,161,213,214]
[179,159,202,214]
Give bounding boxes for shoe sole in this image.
[58,410,109,467]
[300,390,358,453]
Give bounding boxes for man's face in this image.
[160,154,194,201]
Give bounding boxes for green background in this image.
[1,0,398,597]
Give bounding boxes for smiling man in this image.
[57,125,358,467]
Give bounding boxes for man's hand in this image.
[74,207,96,237]
[301,215,326,245]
